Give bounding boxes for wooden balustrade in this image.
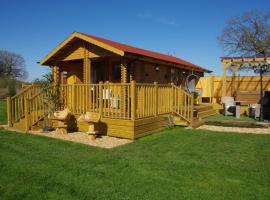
[8,81,195,130]
[27,90,49,130]
[59,82,132,119]
[172,85,194,124]
[8,85,41,127]
[157,84,173,115]
[136,83,156,118]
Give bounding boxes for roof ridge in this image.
[77,32,208,72]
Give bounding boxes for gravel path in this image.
[1,126,132,149]
[198,125,270,134]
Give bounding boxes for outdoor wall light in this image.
[155,65,159,72]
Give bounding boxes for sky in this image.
[0,0,269,81]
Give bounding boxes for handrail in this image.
[11,84,33,100]
[171,85,194,124]
[28,85,54,101]
[8,84,42,127]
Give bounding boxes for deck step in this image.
[197,109,217,119]
[172,116,189,126]
[194,104,213,112]
[191,119,205,128]
[12,118,26,130]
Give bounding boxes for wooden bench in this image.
[235,90,261,105]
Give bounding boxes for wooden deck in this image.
[6,82,216,139]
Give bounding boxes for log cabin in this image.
[7,32,215,139]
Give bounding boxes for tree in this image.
[0,50,27,80]
[34,72,62,112]
[219,11,270,57]
[219,11,270,121]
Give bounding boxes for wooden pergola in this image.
[221,56,270,97]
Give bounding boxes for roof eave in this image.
[39,32,125,66]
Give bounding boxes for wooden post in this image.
[231,66,236,96]
[72,84,75,113]
[83,57,91,111]
[6,96,12,127]
[190,93,194,127]
[222,62,230,97]
[83,57,91,83]
[154,82,158,116]
[52,66,58,83]
[131,80,136,120]
[170,82,174,112]
[24,95,29,132]
[210,76,214,103]
[121,59,127,84]
[99,81,103,116]
[120,59,127,117]
[59,67,64,85]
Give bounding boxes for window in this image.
[112,64,121,80]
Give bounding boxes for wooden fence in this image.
[7,81,194,130]
[196,75,270,102]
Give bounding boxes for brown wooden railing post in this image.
[72,84,75,113]
[154,82,158,117]
[99,81,103,116]
[24,95,29,132]
[6,96,12,127]
[190,93,194,127]
[131,80,136,120]
[170,83,174,113]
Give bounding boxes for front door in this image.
[91,60,106,83]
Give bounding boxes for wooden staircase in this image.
[172,103,217,128]
[7,85,49,131]
[194,104,217,120]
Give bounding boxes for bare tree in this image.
[0,50,27,80]
[219,11,270,121]
[219,11,270,57]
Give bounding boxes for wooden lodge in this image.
[7,32,214,139]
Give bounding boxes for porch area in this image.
[5,81,218,139]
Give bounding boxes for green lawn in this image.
[0,99,7,125]
[206,114,256,122]
[0,128,269,200]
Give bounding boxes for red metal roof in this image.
[79,32,208,72]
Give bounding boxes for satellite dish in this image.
[185,71,202,98]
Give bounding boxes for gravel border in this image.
[1,126,133,149]
[198,125,270,134]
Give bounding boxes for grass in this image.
[0,99,7,125]
[0,128,269,200]
[206,114,256,122]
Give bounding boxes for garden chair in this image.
[49,108,71,134]
[78,112,101,140]
[221,96,236,116]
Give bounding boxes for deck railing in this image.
[7,81,194,130]
[60,83,132,119]
[135,83,173,118]
[172,85,194,124]
[8,85,42,128]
